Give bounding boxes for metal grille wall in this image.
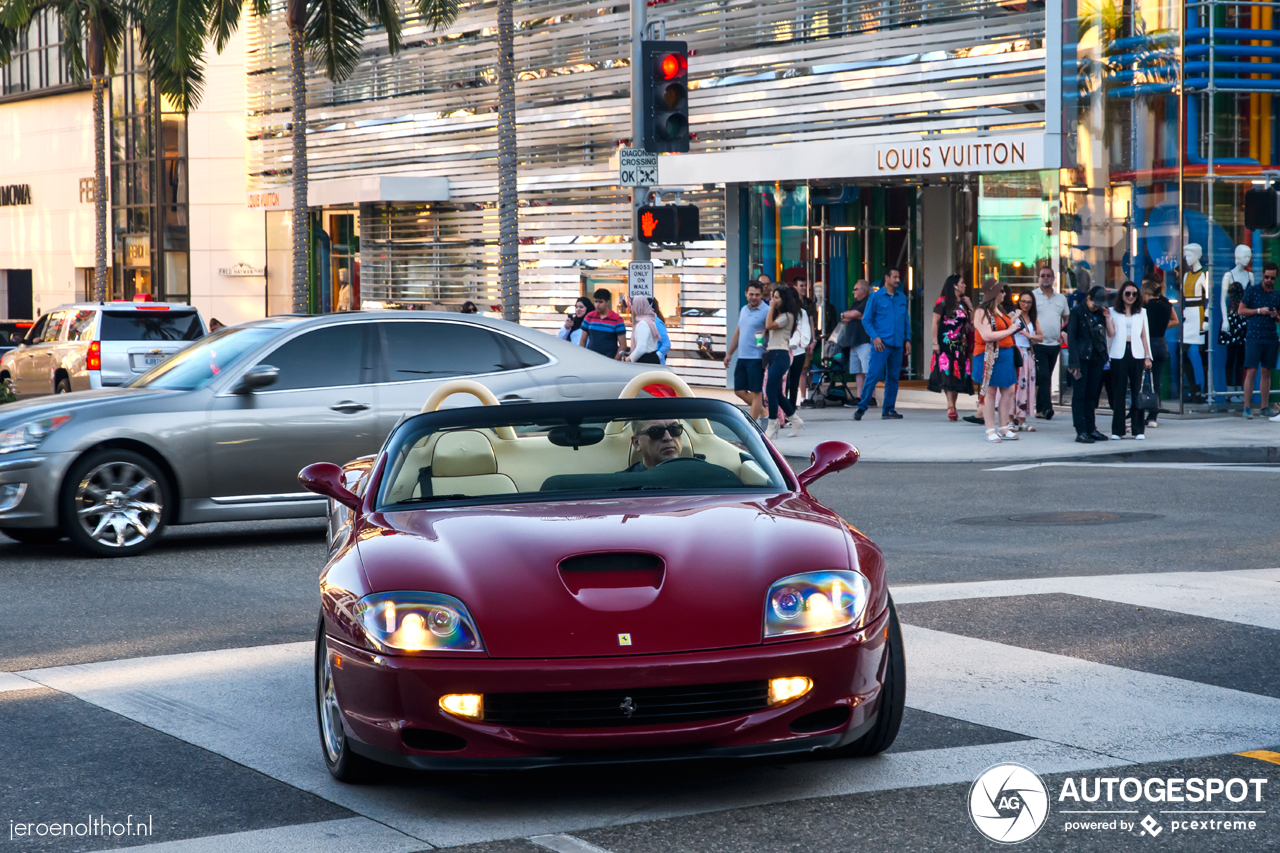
[244,0,1047,383]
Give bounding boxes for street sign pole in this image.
[630,0,650,264]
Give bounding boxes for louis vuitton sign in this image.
[874,138,1031,175]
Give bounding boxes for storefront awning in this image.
[308,176,450,207]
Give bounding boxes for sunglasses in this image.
[1123,290,1139,298]
[1039,272,1054,278]
[641,423,685,441]
[1265,275,1277,281]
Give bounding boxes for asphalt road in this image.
[0,463,1277,852]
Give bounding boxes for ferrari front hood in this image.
[358,495,856,658]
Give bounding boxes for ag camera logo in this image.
[969,763,1050,843]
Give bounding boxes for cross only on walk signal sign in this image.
[619,148,659,187]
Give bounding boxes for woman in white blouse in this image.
[1106,281,1153,440]
[557,297,592,345]
[629,296,662,364]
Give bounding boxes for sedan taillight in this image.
[87,341,101,371]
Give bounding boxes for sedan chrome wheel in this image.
[73,460,163,550]
[318,637,344,763]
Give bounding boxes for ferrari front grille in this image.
[481,680,770,728]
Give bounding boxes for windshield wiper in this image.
[395,494,471,504]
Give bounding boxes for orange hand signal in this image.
[641,211,659,238]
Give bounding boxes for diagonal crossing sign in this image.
[619,148,659,187]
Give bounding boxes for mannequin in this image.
[1219,245,1252,397]
[1181,244,1208,400]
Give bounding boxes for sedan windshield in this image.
[377,399,788,510]
[129,327,276,391]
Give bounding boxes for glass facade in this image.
[0,8,77,99]
[1063,0,1279,409]
[110,30,189,302]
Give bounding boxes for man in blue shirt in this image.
[724,282,769,426]
[853,269,911,420]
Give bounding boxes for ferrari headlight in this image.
[765,570,870,638]
[0,414,73,454]
[354,592,484,652]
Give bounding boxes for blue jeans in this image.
[858,344,903,412]
[765,351,796,420]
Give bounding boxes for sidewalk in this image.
[693,386,1280,463]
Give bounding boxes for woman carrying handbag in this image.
[1107,281,1153,440]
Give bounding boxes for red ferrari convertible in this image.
[299,374,904,779]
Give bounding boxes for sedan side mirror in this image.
[232,365,279,395]
[299,462,362,511]
[797,440,859,489]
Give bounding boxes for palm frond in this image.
[414,0,457,31]
[354,0,401,53]
[204,0,242,53]
[306,0,366,81]
[139,0,212,111]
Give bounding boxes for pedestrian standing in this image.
[1106,281,1152,439]
[579,288,628,359]
[763,286,804,439]
[557,296,592,345]
[724,282,769,427]
[757,274,773,303]
[1141,279,1176,428]
[1240,261,1280,418]
[651,298,672,364]
[790,276,818,406]
[972,279,1022,442]
[852,270,910,420]
[1032,266,1069,420]
[927,274,974,421]
[1220,271,1248,394]
[1011,291,1044,431]
[460,300,479,314]
[1067,286,1112,443]
[629,296,662,364]
[840,279,874,407]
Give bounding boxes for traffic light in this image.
[637,205,700,244]
[641,41,689,153]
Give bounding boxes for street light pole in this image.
[631,0,650,264]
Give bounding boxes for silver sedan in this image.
[0,312,658,556]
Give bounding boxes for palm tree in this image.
[276,0,460,313]
[0,0,247,301]
[497,0,518,322]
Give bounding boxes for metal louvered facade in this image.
[243,0,1052,383]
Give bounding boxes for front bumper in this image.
[327,604,891,770]
[0,451,75,528]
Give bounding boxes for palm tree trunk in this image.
[289,24,309,314]
[497,0,518,322]
[93,74,108,302]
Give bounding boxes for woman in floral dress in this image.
[928,274,975,419]
[1010,290,1045,430]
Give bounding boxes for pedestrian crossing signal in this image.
[637,205,699,244]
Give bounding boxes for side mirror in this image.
[797,440,859,489]
[232,365,279,394]
[299,462,362,511]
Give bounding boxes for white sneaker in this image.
[788,415,805,437]
[1271,412,1280,422]
[1135,434,1146,440]
[765,420,779,441]
[1110,434,1122,440]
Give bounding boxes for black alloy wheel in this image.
[829,594,906,758]
[315,617,375,782]
[60,448,169,557]
[0,527,64,545]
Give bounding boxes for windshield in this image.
[376,399,788,510]
[129,327,276,391]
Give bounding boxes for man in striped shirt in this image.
[579,288,628,359]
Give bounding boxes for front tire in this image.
[315,618,375,782]
[54,376,71,394]
[829,595,906,758]
[0,527,64,545]
[60,449,169,557]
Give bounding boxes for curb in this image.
[784,445,1280,467]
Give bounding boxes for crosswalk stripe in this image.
[903,624,1280,763]
[107,818,425,853]
[1238,750,1280,766]
[892,569,1280,631]
[531,834,615,853]
[0,671,41,694]
[987,462,1280,472]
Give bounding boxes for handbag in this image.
[1137,369,1159,410]
[1011,345,1023,370]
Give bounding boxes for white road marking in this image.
[0,671,41,694]
[987,462,1280,472]
[903,624,1280,763]
[531,834,615,853]
[891,570,1280,630]
[110,818,424,853]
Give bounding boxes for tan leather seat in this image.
[429,430,517,497]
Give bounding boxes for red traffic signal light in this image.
[637,205,700,245]
[641,40,689,154]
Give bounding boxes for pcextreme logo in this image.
[969,763,1051,844]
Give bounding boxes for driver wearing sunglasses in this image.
[621,419,685,472]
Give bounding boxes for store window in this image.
[976,172,1056,293]
[0,8,75,99]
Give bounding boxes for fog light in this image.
[768,676,812,706]
[0,483,27,513]
[440,693,484,720]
